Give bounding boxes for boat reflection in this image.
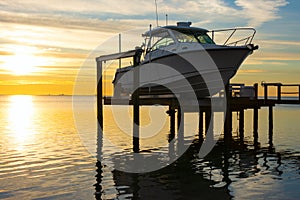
[95,136,285,199]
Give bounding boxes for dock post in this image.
[133,97,139,153]
[132,49,144,153]
[254,83,258,100]
[96,59,103,200]
[206,110,214,141]
[225,111,233,141]
[178,107,184,138]
[205,110,211,135]
[239,109,245,141]
[199,110,204,141]
[168,105,176,142]
[132,67,140,153]
[298,86,300,101]
[253,107,259,144]
[224,84,232,142]
[269,105,274,145]
[97,60,103,141]
[177,106,181,133]
[253,83,259,145]
[96,59,103,157]
[264,84,268,101]
[277,85,281,101]
[178,107,184,152]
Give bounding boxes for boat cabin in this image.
[142,22,215,62]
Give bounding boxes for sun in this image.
[3,46,48,76]
[4,54,40,75]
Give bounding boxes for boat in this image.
[112,22,258,98]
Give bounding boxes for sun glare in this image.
[7,95,36,149]
[3,46,48,75]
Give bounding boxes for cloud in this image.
[256,52,300,61]
[0,50,13,56]
[0,0,155,16]
[0,11,135,33]
[234,0,289,27]
[0,0,292,95]
[238,69,265,74]
[262,40,300,47]
[0,0,288,29]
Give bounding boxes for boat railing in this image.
[209,28,256,46]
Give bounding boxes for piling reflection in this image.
[94,161,103,200]
[95,116,104,199]
[95,133,287,199]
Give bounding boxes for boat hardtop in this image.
[143,22,209,36]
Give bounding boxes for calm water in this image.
[0,95,299,200]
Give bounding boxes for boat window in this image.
[150,31,175,51]
[174,31,215,44]
[196,34,215,44]
[175,33,198,43]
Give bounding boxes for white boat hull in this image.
[113,46,254,98]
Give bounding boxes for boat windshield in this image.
[146,28,215,53]
[148,31,176,51]
[173,31,215,44]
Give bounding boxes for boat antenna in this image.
[149,24,152,62]
[119,33,121,69]
[155,0,159,27]
[166,14,168,26]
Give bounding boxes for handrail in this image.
[261,82,300,101]
[209,27,256,46]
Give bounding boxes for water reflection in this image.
[7,95,36,149]
[96,137,290,199]
[0,96,97,199]
[0,96,297,199]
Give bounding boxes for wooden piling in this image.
[205,110,211,135]
[204,110,213,142]
[133,102,139,153]
[178,109,184,139]
[96,60,103,161]
[97,61,103,137]
[269,106,273,145]
[224,84,232,141]
[177,107,184,152]
[177,106,181,133]
[239,109,245,141]
[277,85,281,101]
[96,59,103,200]
[132,67,140,153]
[264,84,268,101]
[254,83,258,100]
[168,105,176,142]
[298,86,300,101]
[253,107,259,143]
[224,110,233,143]
[199,110,204,141]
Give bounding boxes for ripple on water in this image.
[0,96,299,199]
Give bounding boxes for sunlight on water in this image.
[0,96,96,199]
[0,96,299,199]
[7,95,36,150]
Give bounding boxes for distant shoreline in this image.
[0,94,97,96]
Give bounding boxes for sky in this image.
[0,0,299,95]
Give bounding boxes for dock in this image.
[96,51,300,153]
